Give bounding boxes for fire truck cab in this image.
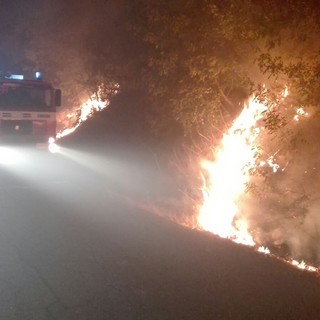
[0,72,61,150]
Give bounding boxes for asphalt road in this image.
[0,145,320,320]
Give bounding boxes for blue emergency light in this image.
[6,74,24,80]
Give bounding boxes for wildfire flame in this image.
[198,95,318,273]
[198,96,265,246]
[56,86,111,139]
[293,107,309,122]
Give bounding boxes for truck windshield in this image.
[0,85,52,110]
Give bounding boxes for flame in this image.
[198,96,266,245]
[293,107,309,122]
[258,246,271,255]
[197,94,319,273]
[56,86,110,139]
[283,87,289,98]
[291,260,317,272]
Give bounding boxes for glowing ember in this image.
[56,86,110,139]
[258,246,271,255]
[266,156,281,173]
[291,260,317,272]
[293,107,309,122]
[198,96,266,245]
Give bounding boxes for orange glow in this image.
[293,107,309,122]
[258,246,271,255]
[197,93,319,273]
[198,96,265,245]
[291,260,317,272]
[56,86,110,139]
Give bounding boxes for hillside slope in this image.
[59,92,320,319]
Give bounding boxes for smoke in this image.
[286,203,320,261]
[245,198,320,265]
[0,1,128,102]
[237,106,320,265]
[0,0,133,138]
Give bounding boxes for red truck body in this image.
[0,74,61,148]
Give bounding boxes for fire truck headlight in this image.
[48,137,55,144]
[48,142,60,154]
[0,147,21,165]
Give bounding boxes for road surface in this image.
[0,145,319,320]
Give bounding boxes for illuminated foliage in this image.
[0,0,319,140]
[127,0,320,137]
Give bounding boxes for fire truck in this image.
[0,72,61,150]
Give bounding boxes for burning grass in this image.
[145,92,320,273]
[56,83,119,139]
[55,84,320,273]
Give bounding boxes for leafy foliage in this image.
[1,0,320,136]
[130,0,256,136]
[126,0,320,138]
